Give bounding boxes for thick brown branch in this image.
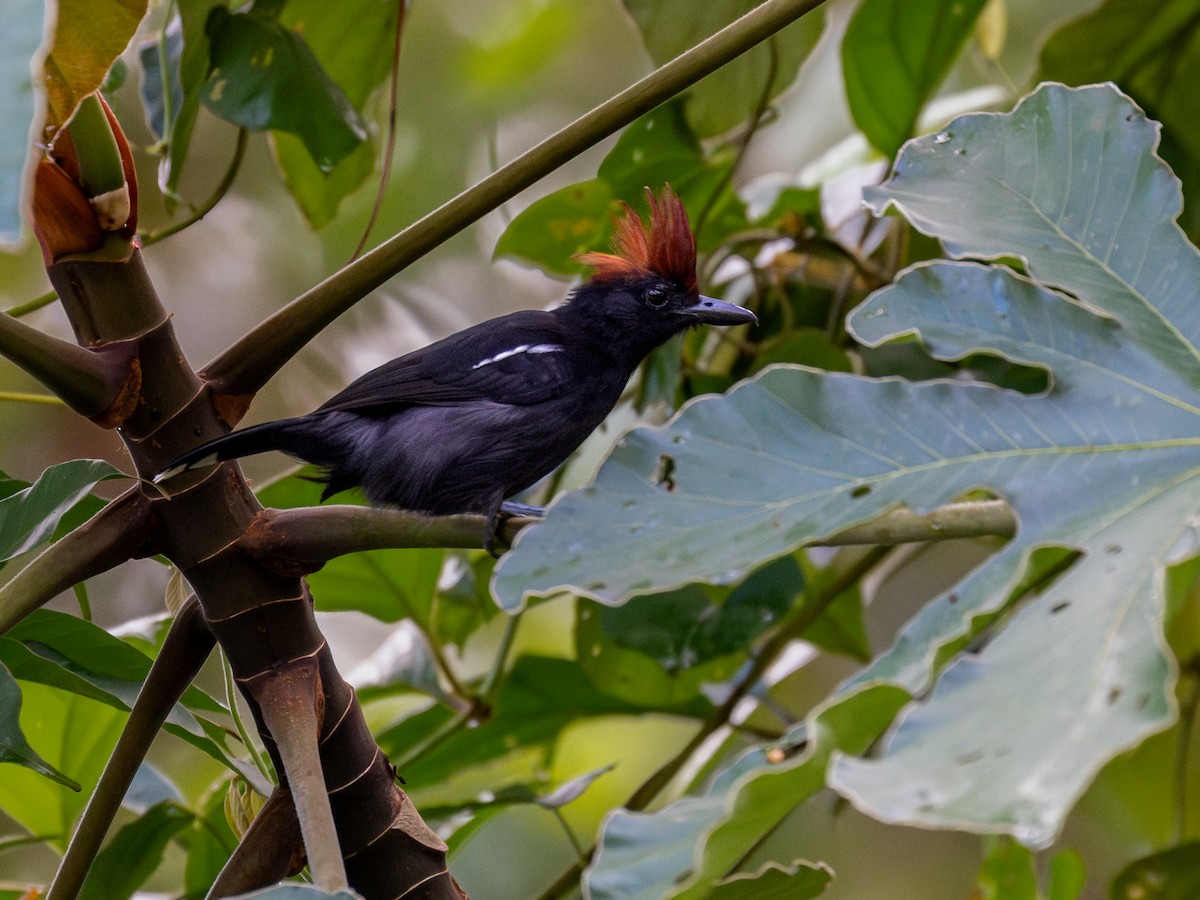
[201,0,828,400]
[0,487,154,636]
[236,505,531,576]
[47,598,214,900]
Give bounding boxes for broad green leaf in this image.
[498,83,1200,844]
[185,778,239,899]
[496,102,744,275]
[707,861,832,900]
[1038,0,1200,238]
[0,663,77,788]
[1,609,230,766]
[79,801,193,900]
[842,0,988,157]
[270,130,375,229]
[0,0,44,244]
[0,460,123,563]
[0,681,125,846]
[494,178,614,276]
[584,685,906,899]
[621,0,825,137]
[1109,843,1200,899]
[576,604,741,711]
[306,546,444,624]
[202,7,367,172]
[591,556,800,670]
[377,656,709,808]
[267,0,400,225]
[41,0,147,130]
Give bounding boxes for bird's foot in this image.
[484,502,546,556]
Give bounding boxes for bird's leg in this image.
[483,499,546,557]
[499,500,545,518]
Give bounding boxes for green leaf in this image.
[576,603,739,711]
[842,0,988,157]
[584,684,907,899]
[79,801,193,900]
[0,460,123,563]
[202,7,367,172]
[1048,850,1085,900]
[974,838,1036,900]
[707,861,833,900]
[0,681,125,846]
[265,0,400,225]
[0,0,44,244]
[184,777,238,899]
[269,130,375,229]
[497,83,1200,844]
[1109,843,1200,899]
[494,178,614,276]
[621,0,825,137]
[307,547,444,624]
[41,0,148,129]
[378,656,707,807]
[1038,0,1200,238]
[0,663,77,789]
[1,609,230,765]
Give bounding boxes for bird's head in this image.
[567,186,755,356]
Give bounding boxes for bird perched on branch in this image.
[160,186,755,548]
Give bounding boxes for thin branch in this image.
[201,0,829,398]
[237,501,1013,579]
[4,290,57,318]
[47,598,214,900]
[819,500,1015,545]
[624,546,890,812]
[0,488,154,636]
[0,312,135,417]
[347,2,408,263]
[140,128,249,246]
[0,391,65,406]
[236,505,532,576]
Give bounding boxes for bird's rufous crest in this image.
[575,185,699,295]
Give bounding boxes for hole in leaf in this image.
[653,454,677,492]
[850,484,871,498]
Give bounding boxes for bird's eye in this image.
[644,287,669,309]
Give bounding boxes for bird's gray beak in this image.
[680,295,757,326]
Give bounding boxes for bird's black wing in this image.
[315,310,579,413]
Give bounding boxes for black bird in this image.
[159,187,755,546]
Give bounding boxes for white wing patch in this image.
[471,343,563,370]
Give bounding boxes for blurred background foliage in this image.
[2,0,1200,898]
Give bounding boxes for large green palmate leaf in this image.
[500,81,1200,869]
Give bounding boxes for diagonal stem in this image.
[0,312,135,418]
[0,488,154,636]
[201,0,828,398]
[47,597,215,900]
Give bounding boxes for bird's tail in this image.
[155,417,317,483]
